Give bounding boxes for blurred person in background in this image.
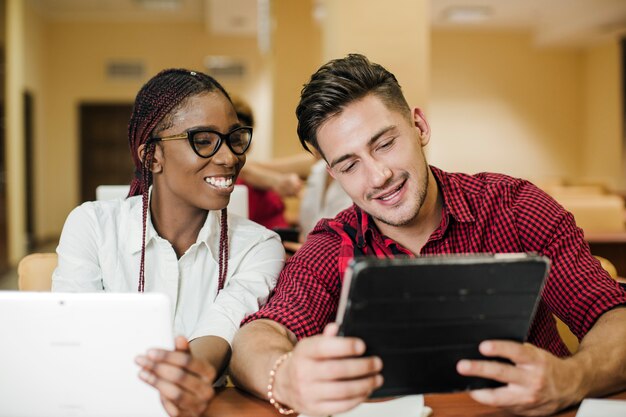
[233,97,305,229]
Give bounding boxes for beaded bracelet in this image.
[267,351,295,415]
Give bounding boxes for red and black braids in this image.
[127,68,233,293]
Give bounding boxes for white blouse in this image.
[52,195,285,345]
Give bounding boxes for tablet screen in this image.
[0,292,173,417]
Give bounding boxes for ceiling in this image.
[28,0,205,21]
[27,0,626,47]
[431,0,626,46]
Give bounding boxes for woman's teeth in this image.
[205,177,233,188]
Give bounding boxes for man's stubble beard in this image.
[374,163,429,228]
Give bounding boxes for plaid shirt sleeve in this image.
[241,226,343,339]
[513,182,626,340]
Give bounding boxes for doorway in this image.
[24,91,34,252]
[80,103,134,202]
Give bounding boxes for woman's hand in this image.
[136,336,217,417]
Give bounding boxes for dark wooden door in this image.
[80,104,134,202]
[24,91,34,251]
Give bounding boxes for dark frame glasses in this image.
[148,126,253,158]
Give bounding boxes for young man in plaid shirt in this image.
[230,54,626,416]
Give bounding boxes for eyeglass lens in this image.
[192,128,251,157]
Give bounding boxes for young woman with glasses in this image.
[52,69,285,417]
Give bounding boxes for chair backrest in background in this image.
[556,195,625,233]
[17,252,57,291]
[95,185,130,201]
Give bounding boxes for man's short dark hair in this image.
[295,53,411,156]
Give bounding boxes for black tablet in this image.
[336,253,549,397]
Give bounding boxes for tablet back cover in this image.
[337,254,549,397]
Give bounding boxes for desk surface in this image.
[203,388,626,417]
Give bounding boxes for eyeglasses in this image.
[148,126,253,158]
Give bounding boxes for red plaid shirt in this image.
[244,166,626,357]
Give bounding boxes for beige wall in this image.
[321,0,429,108]
[270,0,431,156]
[271,0,321,158]
[582,40,623,190]
[429,30,585,182]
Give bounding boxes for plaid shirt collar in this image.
[354,165,476,251]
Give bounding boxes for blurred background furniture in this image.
[586,232,626,283]
[17,252,57,291]
[541,183,626,278]
[95,185,130,201]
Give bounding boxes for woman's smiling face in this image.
[150,91,246,212]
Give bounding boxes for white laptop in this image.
[0,291,173,417]
[95,184,249,218]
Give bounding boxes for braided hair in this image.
[127,68,232,292]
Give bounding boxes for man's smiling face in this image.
[319,94,431,230]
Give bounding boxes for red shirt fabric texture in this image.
[236,178,289,229]
[243,166,626,357]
